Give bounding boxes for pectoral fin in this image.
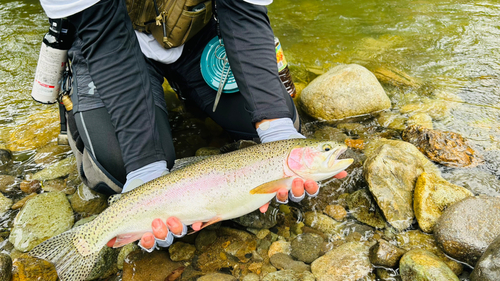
[112,232,146,248]
[249,177,293,194]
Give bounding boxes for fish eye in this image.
[323,144,332,151]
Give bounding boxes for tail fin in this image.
[29,227,100,281]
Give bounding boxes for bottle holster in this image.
[126,0,213,49]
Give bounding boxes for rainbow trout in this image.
[29,139,353,280]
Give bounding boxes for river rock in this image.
[470,234,500,281]
[402,125,482,167]
[399,249,459,281]
[290,233,324,263]
[396,230,462,275]
[11,193,37,210]
[0,175,16,193]
[369,239,406,268]
[311,241,372,281]
[117,243,138,270]
[347,189,386,229]
[9,191,74,252]
[262,269,315,281]
[414,172,473,233]
[122,250,184,281]
[19,180,40,194]
[400,98,451,121]
[434,195,500,266]
[270,253,310,273]
[69,184,108,216]
[268,240,292,257]
[303,211,343,237]
[42,178,76,195]
[234,208,277,229]
[198,273,237,281]
[299,64,391,121]
[87,246,119,280]
[11,254,58,281]
[364,138,441,177]
[0,193,12,216]
[313,126,348,143]
[31,156,77,181]
[0,149,12,166]
[169,241,196,261]
[195,229,218,252]
[377,111,408,131]
[364,142,425,231]
[372,65,422,89]
[33,142,71,166]
[407,113,433,129]
[324,204,347,221]
[7,109,60,152]
[0,253,12,281]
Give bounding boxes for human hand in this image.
[258,170,348,213]
[106,217,187,252]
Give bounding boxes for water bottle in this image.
[31,18,73,104]
[274,37,297,98]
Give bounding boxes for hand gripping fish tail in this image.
[28,139,353,281]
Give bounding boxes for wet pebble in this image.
[270,253,310,273]
[168,241,196,261]
[268,240,291,257]
[0,149,12,165]
[117,243,138,270]
[290,233,324,263]
[0,193,12,216]
[347,189,386,229]
[369,239,406,268]
[11,254,58,281]
[311,242,372,281]
[42,178,76,195]
[197,272,237,281]
[399,249,459,281]
[11,193,37,210]
[68,184,108,216]
[323,204,347,221]
[122,250,184,281]
[0,253,12,281]
[242,273,260,281]
[303,211,342,237]
[195,229,217,251]
[262,269,315,281]
[19,180,40,194]
[0,175,16,193]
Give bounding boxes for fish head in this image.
[286,140,353,181]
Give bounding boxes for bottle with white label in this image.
[31,18,73,104]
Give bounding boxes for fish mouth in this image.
[327,146,354,171]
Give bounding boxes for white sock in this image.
[257,118,305,143]
[122,160,169,193]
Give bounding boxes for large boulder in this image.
[470,234,500,281]
[364,142,424,231]
[9,192,74,252]
[414,172,473,233]
[434,196,500,266]
[299,64,391,121]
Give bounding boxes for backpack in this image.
[126,0,213,49]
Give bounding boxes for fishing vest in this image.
[126,0,213,49]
